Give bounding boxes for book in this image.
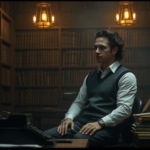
[132,126,150,131]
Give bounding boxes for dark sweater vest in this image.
[80,65,132,121]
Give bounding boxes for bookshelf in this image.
[11,1,150,130]
[14,26,150,130]
[0,4,15,114]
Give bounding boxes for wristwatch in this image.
[98,119,105,128]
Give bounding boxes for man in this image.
[44,29,137,147]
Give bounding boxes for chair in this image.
[102,96,143,148]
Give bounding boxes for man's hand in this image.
[79,122,102,136]
[57,118,74,136]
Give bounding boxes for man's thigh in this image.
[44,120,83,139]
[73,127,120,148]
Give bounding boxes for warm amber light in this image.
[33,15,36,22]
[133,12,136,20]
[52,15,55,23]
[124,8,129,19]
[116,14,119,21]
[42,10,47,21]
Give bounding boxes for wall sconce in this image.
[33,2,55,28]
[116,1,136,26]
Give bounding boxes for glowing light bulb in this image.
[33,15,36,23]
[42,10,47,21]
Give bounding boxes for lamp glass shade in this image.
[52,15,55,23]
[33,15,36,22]
[42,10,47,21]
[116,14,119,21]
[124,8,129,19]
[133,13,136,20]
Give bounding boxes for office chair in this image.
[102,96,143,148]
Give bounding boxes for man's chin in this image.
[97,60,102,63]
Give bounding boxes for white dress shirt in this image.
[61,61,137,127]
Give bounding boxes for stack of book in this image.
[131,98,150,148]
[131,112,150,139]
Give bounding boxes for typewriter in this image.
[0,113,56,146]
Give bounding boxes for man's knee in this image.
[73,132,90,139]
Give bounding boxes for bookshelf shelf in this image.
[15,86,59,89]
[2,84,11,88]
[15,25,150,31]
[15,67,59,70]
[62,66,98,69]
[61,47,95,49]
[15,104,59,107]
[1,38,12,46]
[62,85,81,88]
[2,63,12,68]
[15,47,59,50]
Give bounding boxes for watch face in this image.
[99,119,104,127]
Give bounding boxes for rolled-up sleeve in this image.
[61,74,89,122]
[102,72,137,127]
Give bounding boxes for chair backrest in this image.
[120,96,143,143]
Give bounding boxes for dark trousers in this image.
[44,117,121,148]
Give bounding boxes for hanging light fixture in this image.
[33,2,55,28]
[116,1,136,26]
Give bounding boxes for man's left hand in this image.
[79,122,102,136]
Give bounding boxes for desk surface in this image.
[44,139,89,148]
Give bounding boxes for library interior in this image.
[0,1,150,148]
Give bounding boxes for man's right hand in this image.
[57,118,74,136]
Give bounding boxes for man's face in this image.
[94,37,115,64]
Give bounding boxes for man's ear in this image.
[112,46,118,55]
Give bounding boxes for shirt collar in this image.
[97,61,120,74]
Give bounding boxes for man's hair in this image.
[95,29,124,61]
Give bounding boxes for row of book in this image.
[61,29,102,47]
[15,28,150,48]
[15,50,59,67]
[16,70,59,86]
[111,28,150,47]
[15,106,58,113]
[61,28,150,47]
[131,68,150,86]
[2,67,10,85]
[15,68,150,87]
[121,49,150,66]
[62,49,98,66]
[1,44,11,65]
[1,89,11,103]
[62,69,94,86]
[16,30,59,48]
[15,88,59,105]
[14,49,150,67]
[1,17,11,42]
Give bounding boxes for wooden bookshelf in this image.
[0,5,15,114]
[14,26,150,129]
[11,1,150,130]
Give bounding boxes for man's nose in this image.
[96,48,101,53]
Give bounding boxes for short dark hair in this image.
[95,29,124,61]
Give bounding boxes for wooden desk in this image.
[43,139,89,148]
